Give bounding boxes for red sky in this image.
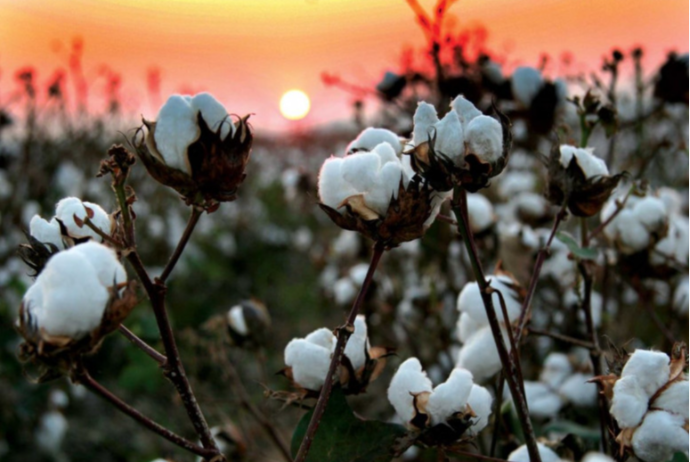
[1,0,687,132]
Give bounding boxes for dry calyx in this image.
[546,144,623,217]
[135,92,252,210]
[318,131,443,248]
[406,95,512,193]
[17,242,136,382]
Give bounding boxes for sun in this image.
[280,89,311,120]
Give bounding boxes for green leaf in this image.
[556,231,598,260]
[671,452,689,462]
[291,387,408,462]
[543,421,601,441]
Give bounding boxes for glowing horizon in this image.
[0,0,687,132]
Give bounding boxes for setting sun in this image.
[279,89,311,121]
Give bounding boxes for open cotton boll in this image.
[559,146,609,179]
[412,102,440,145]
[632,411,688,462]
[524,381,563,418]
[511,67,544,107]
[333,278,357,305]
[431,110,465,161]
[34,251,110,339]
[515,192,549,220]
[387,357,433,425]
[632,197,667,232]
[457,275,521,325]
[652,380,689,419]
[366,161,403,216]
[304,327,336,350]
[227,306,248,335]
[318,157,359,212]
[190,92,234,139]
[153,95,199,173]
[456,325,508,382]
[610,375,649,428]
[621,350,671,397]
[466,384,492,433]
[657,187,683,216]
[508,443,562,462]
[55,197,111,241]
[426,368,474,425]
[539,353,573,388]
[466,193,495,233]
[70,242,125,289]
[35,411,68,454]
[341,152,381,193]
[284,338,333,390]
[457,312,484,343]
[30,216,64,250]
[614,210,651,253]
[347,128,402,155]
[558,373,598,407]
[465,115,503,164]
[652,216,689,266]
[343,315,368,371]
[451,95,482,129]
[581,452,615,462]
[673,277,689,315]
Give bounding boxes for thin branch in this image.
[294,241,386,462]
[451,187,542,462]
[118,324,167,365]
[83,217,123,248]
[159,207,203,283]
[527,327,597,350]
[73,365,215,459]
[515,204,567,345]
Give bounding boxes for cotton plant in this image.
[283,315,388,394]
[135,92,253,208]
[16,242,136,381]
[465,192,496,235]
[318,136,441,248]
[387,358,492,441]
[455,273,523,382]
[673,276,689,315]
[547,144,622,217]
[596,347,689,462]
[406,95,511,192]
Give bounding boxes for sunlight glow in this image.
[280,89,311,121]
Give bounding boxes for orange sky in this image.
[0,0,687,132]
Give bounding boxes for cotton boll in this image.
[346,128,402,155]
[432,110,465,161]
[481,60,504,85]
[497,171,538,199]
[412,102,440,145]
[387,358,433,425]
[652,216,689,266]
[673,276,689,315]
[511,67,544,107]
[70,242,125,289]
[457,312,484,343]
[332,231,360,259]
[621,350,671,397]
[341,151,381,194]
[466,193,495,233]
[610,375,649,428]
[451,95,483,129]
[465,116,503,164]
[304,327,336,350]
[344,315,368,371]
[466,384,493,434]
[559,146,609,179]
[632,411,688,462]
[30,216,64,250]
[652,380,689,419]
[426,368,474,425]
[367,161,403,215]
[632,197,667,233]
[508,443,562,462]
[349,263,370,286]
[558,373,598,407]
[55,198,111,242]
[227,306,248,335]
[524,381,563,418]
[35,411,68,454]
[456,326,506,382]
[153,95,198,172]
[284,338,332,390]
[457,276,521,325]
[515,192,549,221]
[614,210,651,253]
[657,187,683,216]
[539,353,573,388]
[49,389,69,409]
[581,452,615,462]
[190,92,234,139]
[318,157,358,211]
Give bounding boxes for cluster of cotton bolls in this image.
[20,241,126,342]
[521,352,598,419]
[35,389,70,455]
[30,197,112,249]
[284,315,370,391]
[508,444,617,462]
[608,349,688,462]
[387,358,492,435]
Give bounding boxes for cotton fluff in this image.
[21,242,125,340]
[412,102,465,161]
[523,381,563,418]
[466,193,495,233]
[457,275,522,325]
[318,142,411,217]
[653,380,689,419]
[284,315,370,390]
[35,411,68,454]
[539,352,572,388]
[651,215,689,266]
[465,116,503,163]
[227,306,248,335]
[425,368,474,425]
[466,384,493,434]
[610,376,654,427]
[31,197,111,244]
[581,452,615,462]
[620,350,670,397]
[511,66,544,107]
[508,442,562,462]
[558,373,598,407]
[387,358,433,425]
[632,411,688,462]
[456,323,511,382]
[153,93,234,174]
[559,145,609,180]
[673,277,689,315]
[346,128,402,155]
